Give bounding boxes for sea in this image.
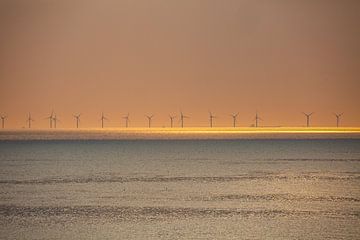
[0,132,359,239]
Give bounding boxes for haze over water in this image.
[0,133,359,239]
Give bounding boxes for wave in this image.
[191,194,360,202]
[0,205,358,219]
[223,159,360,165]
[1,173,359,185]
[267,158,360,162]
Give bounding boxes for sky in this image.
[0,0,359,128]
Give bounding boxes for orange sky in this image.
[0,0,359,128]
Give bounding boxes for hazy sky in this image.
[0,0,359,128]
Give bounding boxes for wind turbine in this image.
[254,111,262,127]
[53,114,60,129]
[302,112,314,127]
[334,113,343,127]
[230,112,239,128]
[26,113,34,128]
[100,112,108,128]
[73,114,81,128]
[45,110,54,128]
[209,111,216,128]
[1,115,7,129]
[179,111,189,128]
[146,115,154,128]
[169,115,176,128]
[123,113,130,128]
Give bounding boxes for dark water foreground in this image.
[0,139,359,239]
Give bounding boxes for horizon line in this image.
[1,127,360,133]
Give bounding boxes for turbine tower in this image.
[26,113,34,128]
[179,112,189,128]
[230,113,239,128]
[45,110,54,128]
[100,112,108,128]
[123,113,130,128]
[334,113,343,127]
[209,111,216,128]
[146,115,154,128]
[1,115,7,129]
[53,114,59,129]
[73,114,81,128]
[302,112,314,127]
[254,111,262,128]
[169,115,176,128]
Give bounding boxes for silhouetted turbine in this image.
[123,113,130,128]
[230,113,239,128]
[100,112,108,128]
[1,115,7,129]
[53,114,60,129]
[180,112,189,128]
[334,113,343,127]
[302,112,314,127]
[254,111,262,127]
[26,113,34,129]
[45,110,54,128]
[73,114,81,128]
[169,115,176,128]
[209,111,216,128]
[146,115,154,128]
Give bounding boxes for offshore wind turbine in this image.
[254,111,262,127]
[302,112,314,127]
[123,113,130,128]
[179,111,189,128]
[73,114,81,128]
[1,115,7,129]
[169,115,176,128]
[209,111,216,128]
[230,112,239,128]
[45,110,54,128]
[100,112,108,128]
[334,113,343,127]
[26,113,34,128]
[53,114,60,129]
[146,115,154,128]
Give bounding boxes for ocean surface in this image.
[0,137,359,239]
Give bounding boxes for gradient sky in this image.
[0,0,359,128]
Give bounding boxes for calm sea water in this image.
[0,139,359,239]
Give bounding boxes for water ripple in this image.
[193,194,360,202]
[1,173,359,185]
[0,205,358,220]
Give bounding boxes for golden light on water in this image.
[103,127,359,134]
[1,127,360,140]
